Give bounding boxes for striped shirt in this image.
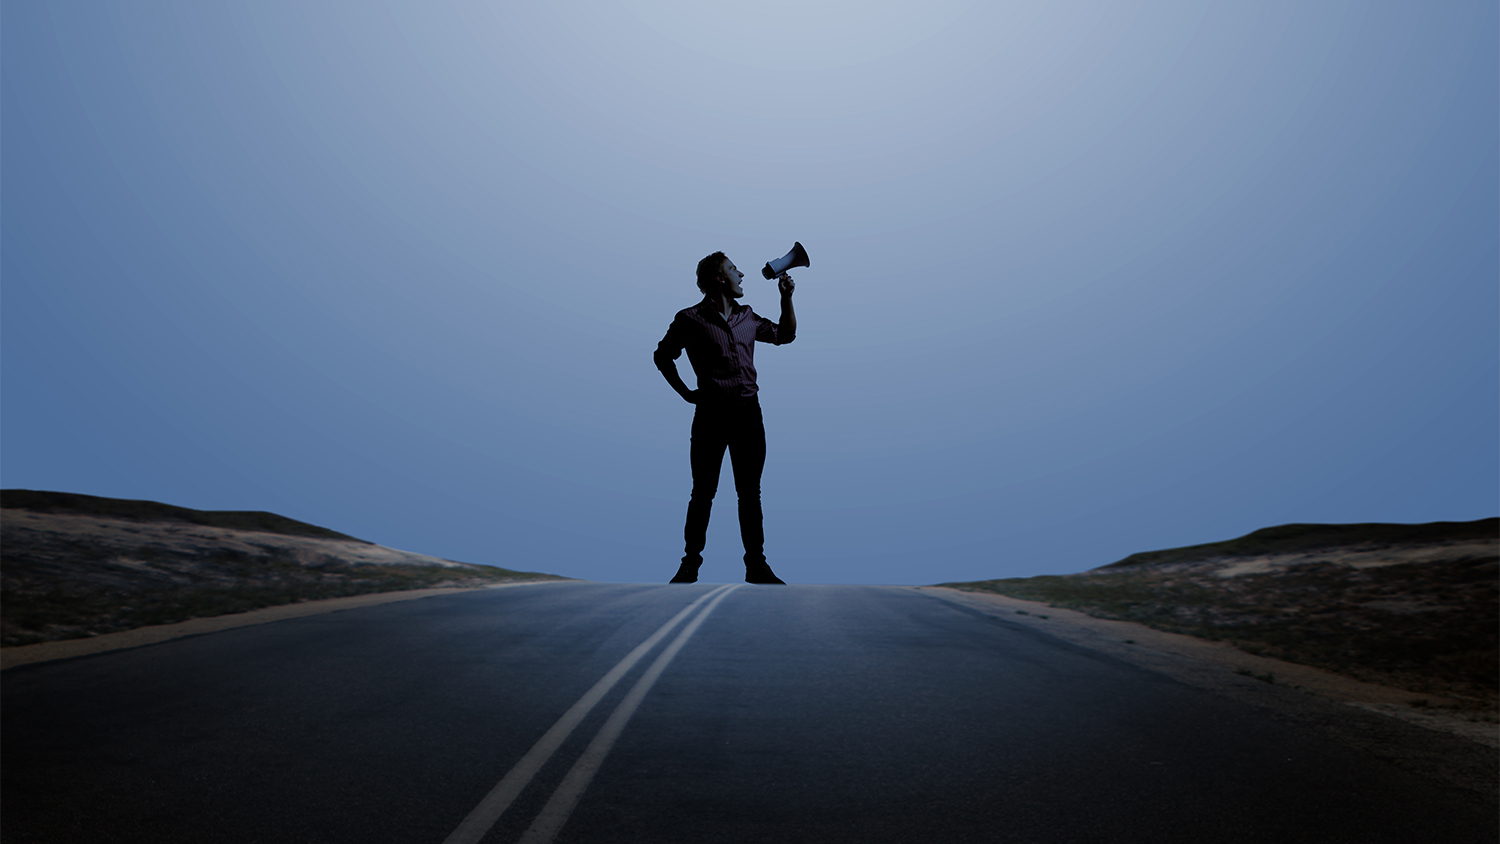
[654,297,795,399]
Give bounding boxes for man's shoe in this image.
[669,562,700,584]
[745,563,786,585]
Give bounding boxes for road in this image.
[3,583,1495,843]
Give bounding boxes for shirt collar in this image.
[697,296,742,320]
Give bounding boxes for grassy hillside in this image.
[1,489,368,542]
[943,520,1498,709]
[1098,519,1498,569]
[1,491,567,647]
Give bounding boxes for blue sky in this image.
[4,1,1495,584]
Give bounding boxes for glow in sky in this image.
[4,1,1495,583]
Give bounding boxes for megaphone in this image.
[762,241,810,279]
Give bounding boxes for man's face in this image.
[720,259,746,299]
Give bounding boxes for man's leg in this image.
[727,400,783,584]
[674,404,727,583]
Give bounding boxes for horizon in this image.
[3,2,1496,585]
[3,490,1495,583]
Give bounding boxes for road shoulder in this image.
[915,585,1498,797]
[0,581,563,671]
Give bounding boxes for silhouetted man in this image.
[654,251,797,584]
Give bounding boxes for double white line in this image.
[442,584,743,844]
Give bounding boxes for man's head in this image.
[696,251,745,299]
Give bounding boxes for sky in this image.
[3,1,1495,585]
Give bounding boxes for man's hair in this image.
[695,251,728,293]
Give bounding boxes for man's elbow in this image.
[653,349,674,371]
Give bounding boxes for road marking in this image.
[518,584,743,844]
[441,584,736,844]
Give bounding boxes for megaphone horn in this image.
[762,241,810,279]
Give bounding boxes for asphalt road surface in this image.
[3,583,1495,843]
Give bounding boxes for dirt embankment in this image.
[1,491,566,647]
[943,520,1499,715]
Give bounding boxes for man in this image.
[654,251,797,584]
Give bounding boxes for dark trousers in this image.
[683,396,766,568]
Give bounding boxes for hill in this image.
[942,519,1498,710]
[0,489,369,542]
[1,490,567,647]
[1097,519,1498,570]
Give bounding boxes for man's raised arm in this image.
[777,274,797,342]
